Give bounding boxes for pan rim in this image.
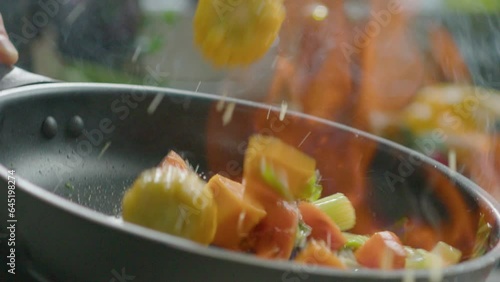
[0,82,499,279]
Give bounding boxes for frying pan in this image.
[0,65,499,282]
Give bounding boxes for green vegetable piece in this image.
[245,135,319,202]
[405,241,462,269]
[342,232,369,250]
[295,220,312,249]
[301,172,323,202]
[314,193,356,231]
[65,182,74,190]
[405,248,441,269]
[260,160,292,201]
[472,213,493,258]
[431,241,462,265]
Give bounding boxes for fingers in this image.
[0,13,19,66]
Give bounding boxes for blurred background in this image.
[0,0,499,198]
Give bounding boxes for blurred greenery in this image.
[148,37,164,54]
[62,61,150,85]
[446,0,500,12]
[163,11,180,25]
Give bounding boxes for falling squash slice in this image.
[193,0,285,67]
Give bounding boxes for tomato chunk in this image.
[355,231,407,269]
[245,190,299,260]
[207,175,267,250]
[298,201,346,251]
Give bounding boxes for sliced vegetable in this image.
[472,213,493,258]
[206,174,267,250]
[431,241,462,266]
[193,0,285,67]
[405,241,461,269]
[295,220,312,250]
[159,151,190,171]
[405,247,442,270]
[246,197,299,259]
[122,166,217,245]
[295,240,347,269]
[355,231,407,269]
[342,233,369,250]
[260,160,293,201]
[304,171,323,202]
[244,135,321,202]
[314,193,356,231]
[298,201,346,251]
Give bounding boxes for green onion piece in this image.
[260,159,292,201]
[431,241,462,265]
[301,171,323,202]
[342,232,369,250]
[295,220,312,249]
[472,213,493,258]
[314,193,356,231]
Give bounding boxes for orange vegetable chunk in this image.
[159,151,189,171]
[355,231,407,269]
[245,188,299,259]
[206,174,267,250]
[298,201,346,251]
[295,240,346,269]
[243,135,319,201]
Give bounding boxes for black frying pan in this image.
[0,66,499,282]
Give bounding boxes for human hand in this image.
[0,13,18,65]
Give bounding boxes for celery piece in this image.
[472,213,493,258]
[342,232,369,250]
[405,248,443,269]
[295,220,312,249]
[314,193,356,231]
[431,241,462,265]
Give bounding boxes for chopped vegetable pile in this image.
[122,134,468,270]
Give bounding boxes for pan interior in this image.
[0,86,210,216]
